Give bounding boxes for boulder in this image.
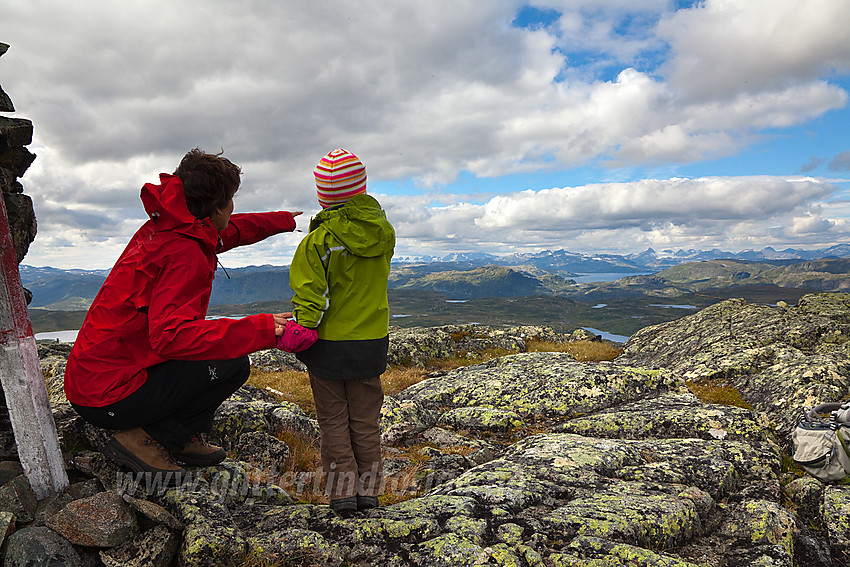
[4,525,85,567]
[45,490,138,547]
[0,474,37,524]
[387,323,567,368]
[617,293,850,440]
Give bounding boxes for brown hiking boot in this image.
[103,428,185,486]
[172,434,226,467]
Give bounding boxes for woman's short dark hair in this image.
[174,148,242,220]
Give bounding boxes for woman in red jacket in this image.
[64,148,300,484]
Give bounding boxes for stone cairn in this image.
[0,43,37,281]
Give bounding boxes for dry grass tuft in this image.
[277,429,322,475]
[274,429,327,505]
[382,366,429,397]
[686,380,753,410]
[379,462,425,506]
[526,339,622,362]
[249,369,315,414]
[425,347,516,372]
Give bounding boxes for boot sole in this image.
[172,448,227,467]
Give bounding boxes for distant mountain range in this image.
[396,244,850,272]
[20,245,850,310]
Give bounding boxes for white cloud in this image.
[658,0,850,100]
[2,0,848,267]
[382,176,847,257]
[475,177,833,229]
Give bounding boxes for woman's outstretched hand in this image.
[273,312,293,336]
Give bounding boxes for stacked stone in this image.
[0,43,37,278]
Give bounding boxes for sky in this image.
[2,0,850,269]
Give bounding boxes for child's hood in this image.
[311,194,395,258]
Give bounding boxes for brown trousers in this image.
[309,372,384,499]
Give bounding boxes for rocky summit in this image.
[1,293,850,566]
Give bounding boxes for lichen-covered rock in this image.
[269,403,320,440]
[406,533,491,566]
[617,293,850,439]
[380,395,438,433]
[415,451,478,492]
[821,485,850,562]
[387,324,566,368]
[717,499,796,558]
[37,342,72,406]
[34,477,102,525]
[555,392,773,446]
[211,400,276,451]
[122,492,183,531]
[396,352,681,421]
[212,386,319,450]
[248,528,345,567]
[160,482,248,566]
[99,524,179,567]
[0,510,14,546]
[550,535,703,566]
[429,458,558,512]
[233,430,290,470]
[248,348,306,372]
[31,295,850,566]
[420,427,496,465]
[438,405,525,433]
[784,475,824,528]
[543,482,704,550]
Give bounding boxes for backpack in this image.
[791,402,850,484]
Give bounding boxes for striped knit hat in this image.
[314,148,367,208]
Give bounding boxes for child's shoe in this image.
[357,495,379,510]
[330,496,358,517]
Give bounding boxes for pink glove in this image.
[276,320,318,353]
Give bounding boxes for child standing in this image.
[283,148,395,516]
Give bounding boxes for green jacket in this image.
[290,194,395,378]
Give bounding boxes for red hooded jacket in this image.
[64,174,297,407]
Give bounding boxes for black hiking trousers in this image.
[71,356,249,452]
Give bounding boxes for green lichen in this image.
[439,406,525,433]
[495,522,524,546]
[553,535,703,567]
[544,487,700,550]
[408,534,485,566]
[377,494,477,521]
[621,367,662,378]
[247,529,344,567]
[489,543,524,567]
[443,515,487,546]
[344,517,440,544]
